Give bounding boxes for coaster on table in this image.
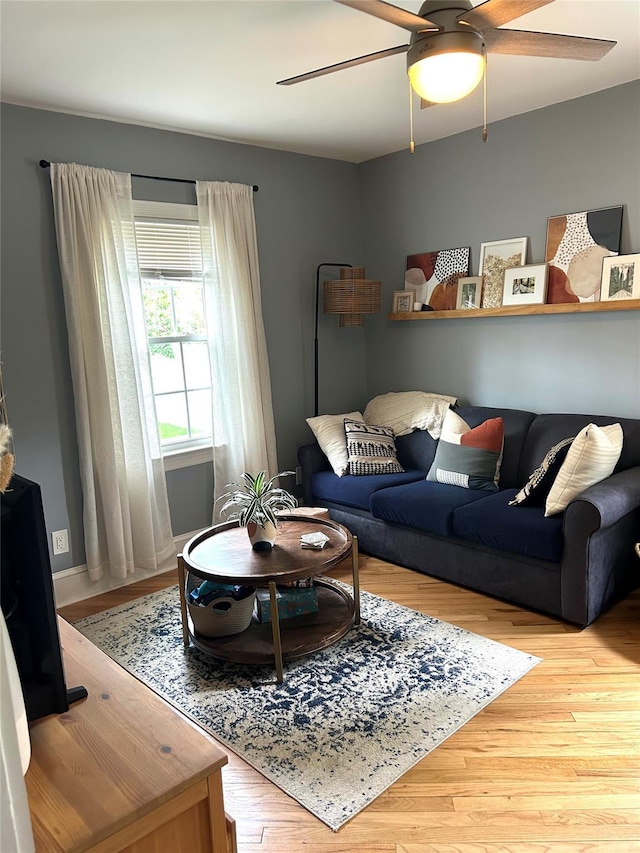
[300,532,330,549]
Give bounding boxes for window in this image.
[133,201,212,462]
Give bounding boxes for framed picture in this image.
[405,246,470,311]
[479,237,528,308]
[456,276,483,310]
[600,254,640,301]
[545,205,623,304]
[502,264,548,306]
[392,290,414,313]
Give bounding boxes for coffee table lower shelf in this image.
[188,580,355,664]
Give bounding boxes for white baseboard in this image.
[53,529,203,609]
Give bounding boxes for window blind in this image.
[132,200,202,279]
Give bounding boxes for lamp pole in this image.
[314,262,352,417]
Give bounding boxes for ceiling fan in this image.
[277,0,616,109]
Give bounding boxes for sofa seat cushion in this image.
[311,469,426,511]
[452,489,564,562]
[370,480,488,537]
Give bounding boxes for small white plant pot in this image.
[248,521,277,551]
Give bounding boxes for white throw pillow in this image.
[306,411,364,477]
[544,422,623,517]
[363,391,457,438]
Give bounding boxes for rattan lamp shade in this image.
[323,267,382,327]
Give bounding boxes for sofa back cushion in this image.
[509,438,574,507]
[518,413,640,483]
[394,404,536,486]
[395,429,439,472]
[453,406,537,489]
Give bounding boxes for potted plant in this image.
[217,470,298,551]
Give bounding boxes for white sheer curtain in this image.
[50,163,175,581]
[196,181,278,520]
[0,612,34,853]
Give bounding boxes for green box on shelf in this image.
[256,586,319,623]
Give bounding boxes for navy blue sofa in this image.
[298,406,640,627]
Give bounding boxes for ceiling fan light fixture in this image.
[407,30,485,104]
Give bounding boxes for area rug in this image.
[75,583,540,831]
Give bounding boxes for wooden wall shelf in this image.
[388,299,640,321]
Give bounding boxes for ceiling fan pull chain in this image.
[409,79,415,154]
[482,47,488,143]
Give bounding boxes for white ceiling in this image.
[1,0,639,163]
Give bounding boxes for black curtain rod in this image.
[39,160,258,192]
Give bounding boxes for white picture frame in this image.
[392,290,414,313]
[455,276,483,310]
[502,263,548,306]
[600,253,640,301]
[479,237,528,308]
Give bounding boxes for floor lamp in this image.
[314,264,382,416]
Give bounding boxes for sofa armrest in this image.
[297,442,330,506]
[561,466,640,626]
[567,466,640,529]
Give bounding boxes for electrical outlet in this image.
[52,529,69,555]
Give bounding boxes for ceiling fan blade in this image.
[459,0,554,30]
[420,98,435,109]
[485,29,617,61]
[277,44,409,86]
[335,0,441,32]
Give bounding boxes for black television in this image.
[1,473,86,720]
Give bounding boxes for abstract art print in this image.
[405,247,470,311]
[479,237,528,308]
[545,205,623,303]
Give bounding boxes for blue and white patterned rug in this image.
[75,583,540,831]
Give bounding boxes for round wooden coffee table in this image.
[177,515,360,683]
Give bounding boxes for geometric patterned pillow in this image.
[344,419,404,476]
[426,409,504,492]
[509,437,574,507]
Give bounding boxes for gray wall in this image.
[0,104,365,570]
[2,82,639,575]
[360,81,640,418]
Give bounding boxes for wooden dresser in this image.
[25,618,236,853]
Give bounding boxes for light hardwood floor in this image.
[58,555,640,853]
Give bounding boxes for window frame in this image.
[133,199,213,470]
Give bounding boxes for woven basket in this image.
[187,575,256,638]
